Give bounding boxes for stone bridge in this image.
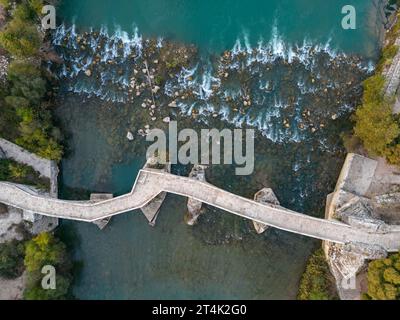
[1,168,400,251]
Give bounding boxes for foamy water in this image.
[52,23,372,143]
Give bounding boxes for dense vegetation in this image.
[0,0,63,160]
[0,158,50,190]
[297,249,338,300]
[0,240,25,278]
[24,232,73,300]
[0,232,74,299]
[363,253,400,300]
[353,16,400,165]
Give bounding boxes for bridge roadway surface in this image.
[1,168,400,251]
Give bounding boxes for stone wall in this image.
[0,138,59,197]
[0,139,59,243]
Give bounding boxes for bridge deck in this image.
[1,169,400,251]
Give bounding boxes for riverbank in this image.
[315,6,400,301]
[0,0,389,300]
[52,1,385,300]
[0,0,72,300]
[0,1,63,160]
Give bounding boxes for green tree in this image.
[354,99,400,155]
[0,0,11,9]
[0,18,41,58]
[28,0,45,16]
[13,1,38,22]
[0,240,25,279]
[24,233,68,273]
[7,60,46,104]
[16,122,63,161]
[297,249,338,300]
[24,275,71,300]
[23,233,73,300]
[354,74,400,163]
[365,253,400,300]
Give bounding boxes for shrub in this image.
[0,159,50,190]
[8,161,29,179]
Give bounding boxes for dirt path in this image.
[0,275,25,300]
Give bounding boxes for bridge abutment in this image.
[323,153,400,299]
[185,165,207,226]
[140,157,171,226]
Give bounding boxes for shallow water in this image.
[55,0,386,299]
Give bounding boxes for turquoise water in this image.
[59,0,384,56]
[55,0,386,299]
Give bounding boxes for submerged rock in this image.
[168,101,178,108]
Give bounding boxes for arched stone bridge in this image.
[1,168,400,251]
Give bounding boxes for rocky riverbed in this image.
[50,23,372,145]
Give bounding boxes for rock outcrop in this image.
[0,55,8,83]
[326,241,387,300]
[324,153,391,300]
[252,188,280,234]
[335,196,388,233]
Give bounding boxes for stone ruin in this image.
[324,153,400,299]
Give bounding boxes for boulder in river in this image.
[168,101,178,108]
[126,131,134,141]
[252,188,280,234]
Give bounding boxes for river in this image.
[53,0,387,299]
